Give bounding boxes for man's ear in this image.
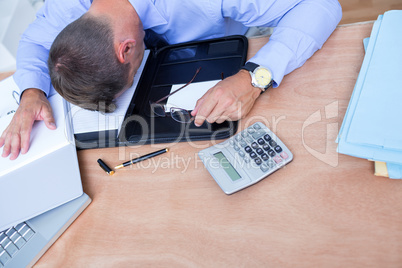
[117,39,136,64]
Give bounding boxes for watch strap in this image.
[264,79,273,91]
[241,62,259,72]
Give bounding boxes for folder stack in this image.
[336,10,402,179]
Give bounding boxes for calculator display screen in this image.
[213,152,241,181]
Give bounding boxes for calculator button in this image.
[264,134,272,141]
[273,155,283,164]
[261,153,269,161]
[263,144,270,151]
[239,140,247,147]
[233,145,240,151]
[238,151,245,157]
[268,140,277,147]
[280,151,289,160]
[253,124,261,130]
[244,157,250,163]
[229,140,235,146]
[274,145,282,153]
[257,138,265,145]
[256,148,264,155]
[244,146,252,153]
[254,158,262,165]
[247,128,256,134]
[250,152,257,159]
[235,135,241,141]
[251,131,265,139]
[267,159,276,168]
[245,137,253,143]
[241,131,248,138]
[260,163,269,172]
[268,149,276,157]
[251,142,259,149]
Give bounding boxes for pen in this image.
[115,148,169,169]
[97,159,115,175]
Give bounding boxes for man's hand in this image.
[191,69,261,126]
[0,88,56,160]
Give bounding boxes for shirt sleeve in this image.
[13,0,89,97]
[222,0,342,87]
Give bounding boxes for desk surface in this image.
[3,22,402,267]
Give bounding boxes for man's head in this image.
[48,1,144,112]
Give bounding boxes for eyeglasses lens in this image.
[171,108,191,123]
[151,103,166,117]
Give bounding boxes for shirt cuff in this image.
[13,71,51,99]
[248,39,295,88]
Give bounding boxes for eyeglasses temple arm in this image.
[154,67,201,104]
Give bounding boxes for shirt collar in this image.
[128,0,167,29]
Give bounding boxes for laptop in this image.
[0,92,84,231]
[0,193,91,267]
[0,79,90,267]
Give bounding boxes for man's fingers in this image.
[42,105,56,130]
[191,87,213,117]
[9,133,22,160]
[0,129,7,148]
[192,71,260,127]
[215,114,231,124]
[1,131,12,157]
[191,98,203,117]
[20,114,35,155]
[20,130,31,155]
[44,116,56,130]
[207,104,241,124]
[194,100,216,126]
[194,89,221,126]
[205,106,225,124]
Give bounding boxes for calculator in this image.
[198,122,293,194]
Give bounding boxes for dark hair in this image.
[48,14,130,113]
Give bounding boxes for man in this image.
[0,0,342,159]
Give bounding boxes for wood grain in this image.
[340,0,402,24]
[3,22,402,267]
[0,72,13,81]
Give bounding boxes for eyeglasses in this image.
[149,67,201,123]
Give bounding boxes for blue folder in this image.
[387,163,402,179]
[337,11,402,169]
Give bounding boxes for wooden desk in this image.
[3,22,402,267]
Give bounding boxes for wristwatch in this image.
[241,62,273,92]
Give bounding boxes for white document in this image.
[165,80,219,112]
[69,49,150,134]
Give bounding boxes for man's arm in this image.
[192,0,342,126]
[14,1,90,96]
[0,0,89,159]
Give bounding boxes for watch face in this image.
[254,67,272,87]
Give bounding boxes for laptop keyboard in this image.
[0,222,35,267]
